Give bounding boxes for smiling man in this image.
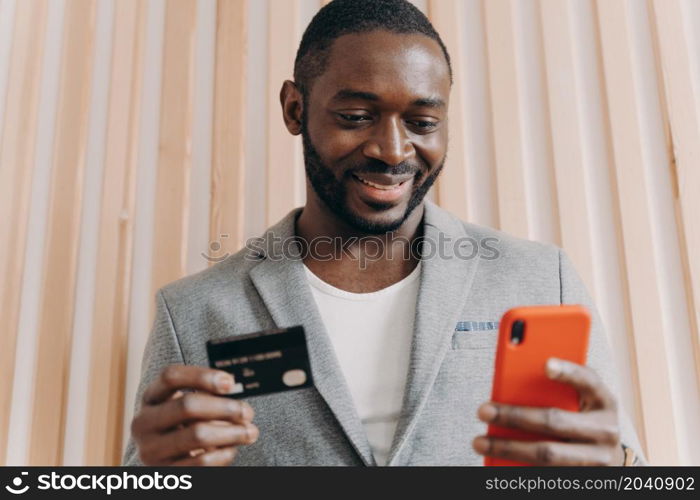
[123,0,645,466]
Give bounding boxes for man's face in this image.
[300,31,450,234]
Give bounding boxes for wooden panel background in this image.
[84,0,146,466]
[0,0,698,465]
[27,0,97,465]
[596,0,679,464]
[0,0,47,465]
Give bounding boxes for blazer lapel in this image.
[248,208,376,466]
[385,200,482,465]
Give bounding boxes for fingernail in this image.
[215,373,235,394]
[246,423,259,443]
[473,436,489,454]
[478,403,497,422]
[546,358,562,378]
[242,401,255,421]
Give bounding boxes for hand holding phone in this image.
[474,305,624,466]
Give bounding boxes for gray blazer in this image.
[122,200,645,466]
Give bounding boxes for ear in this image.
[280,80,303,136]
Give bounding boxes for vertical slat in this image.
[62,0,114,466]
[650,0,700,463]
[429,0,470,221]
[483,0,529,238]
[28,0,97,465]
[151,0,197,295]
[650,0,700,406]
[187,0,216,275]
[84,0,146,466]
[0,0,17,139]
[511,0,560,245]
[539,0,595,291]
[243,0,269,241]
[121,0,166,457]
[0,0,47,466]
[210,0,247,258]
[567,0,645,446]
[5,0,65,466]
[457,0,499,228]
[596,0,679,464]
[266,0,303,226]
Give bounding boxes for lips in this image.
[350,172,414,204]
[352,172,413,190]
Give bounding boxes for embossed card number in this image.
[206,326,314,399]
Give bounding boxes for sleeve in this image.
[121,289,187,466]
[559,249,648,465]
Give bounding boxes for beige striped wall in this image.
[0,0,698,466]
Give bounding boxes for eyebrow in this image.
[411,97,446,109]
[331,89,446,109]
[332,89,380,102]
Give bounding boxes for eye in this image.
[337,113,372,124]
[408,120,439,132]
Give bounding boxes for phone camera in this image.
[510,320,525,345]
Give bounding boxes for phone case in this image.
[485,305,591,466]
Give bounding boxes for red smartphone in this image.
[485,305,591,466]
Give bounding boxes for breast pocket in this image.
[428,328,500,456]
[451,329,499,350]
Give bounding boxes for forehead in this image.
[311,31,451,105]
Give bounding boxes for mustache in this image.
[348,159,422,177]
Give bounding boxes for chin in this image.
[341,201,410,234]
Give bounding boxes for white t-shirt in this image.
[303,262,421,466]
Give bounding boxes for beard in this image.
[300,118,444,235]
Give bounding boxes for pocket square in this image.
[455,321,499,332]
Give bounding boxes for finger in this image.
[186,422,240,443]
[209,419,238,426]
[169,390,185,429]
[546,358,616,410]
[142,365,236,405]
[185,443,223,458]
[477,403,621,444]
[171,446,238,466]
[142,422,259,463]
[473,436,615,466]
[138,392,254,432]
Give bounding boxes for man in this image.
[123,0,645,466]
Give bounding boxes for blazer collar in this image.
[248,200,481,466]
[249,207,376,464]
[385,200,481,465]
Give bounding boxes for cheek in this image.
[310,125,366,165]
[327,132,365,158]
[414,131,447,167]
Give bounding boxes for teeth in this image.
[355,175,403,190]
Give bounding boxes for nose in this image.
[362,116,415,166]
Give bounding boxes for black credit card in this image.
[206,325,314,399]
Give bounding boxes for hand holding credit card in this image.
[130,325,313,466]
[130,364,259,466]
[206,325,315,399]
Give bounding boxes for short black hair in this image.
[293,0,453,99]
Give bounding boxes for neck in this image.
[295,192,424,293]
[296,191,425,248]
